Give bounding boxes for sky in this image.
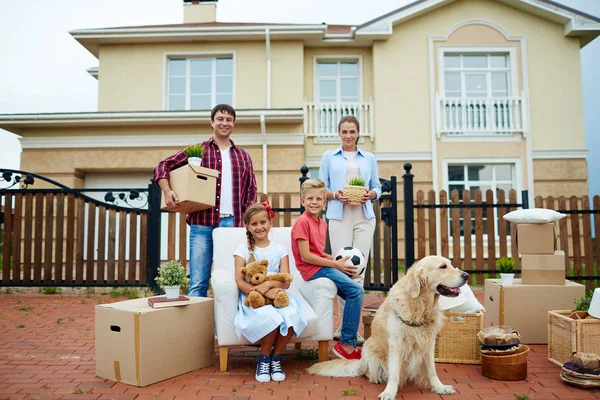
[0,0,598,197]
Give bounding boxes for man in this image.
[154,104,257,297]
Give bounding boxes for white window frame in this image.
[442,157,522,253]
[163,51,236,111]
[313,55,363,103]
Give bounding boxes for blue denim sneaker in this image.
[255,355,271,383]
[270,354,286,381]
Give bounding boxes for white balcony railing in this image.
[303,99,374,141]
[436,93,528,138]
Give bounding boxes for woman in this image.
[319,115,382,344]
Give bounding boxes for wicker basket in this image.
[343,185,366,204]
[435,311,484,364]
[548,310,600,366]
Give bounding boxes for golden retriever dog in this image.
[307,255,468,400]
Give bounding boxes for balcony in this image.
[303,99,374,141]
[435,93,528,138]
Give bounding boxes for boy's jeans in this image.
[309,267,364,346]
[188,216,234,297]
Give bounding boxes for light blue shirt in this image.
[319,146,382,220]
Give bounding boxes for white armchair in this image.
[211,227,337,371]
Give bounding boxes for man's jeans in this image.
[188,216,234,297]
[309,267,364,346]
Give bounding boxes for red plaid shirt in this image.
[154,137,257,227]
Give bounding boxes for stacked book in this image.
[148,295,190,309]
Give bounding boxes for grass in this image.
[17,305,33,312]
[515,395,531,400]
[296,347,319,360]
[342,388,360,396]
[109,287,145,299]
[57,318,63,324]
[42,287,62,295]
[16,323,25,328]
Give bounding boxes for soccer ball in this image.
[334,246,367,279]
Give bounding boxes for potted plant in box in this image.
[155,260,189,299]
[497,257,516,286]
[185,143,204,166]
[343,176,367,204]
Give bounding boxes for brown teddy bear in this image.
[241,259,294,309]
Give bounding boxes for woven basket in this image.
[548,310,600,366]
[343,185,366,204]
[435,311,484,364]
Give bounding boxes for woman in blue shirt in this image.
[319,115,382,344]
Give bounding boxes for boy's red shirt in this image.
[291,211,328,280]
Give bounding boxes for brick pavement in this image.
[0,291,598,400]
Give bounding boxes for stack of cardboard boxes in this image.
[485,222,585,344]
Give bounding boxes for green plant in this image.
[515,395,531,400]
[85,287,94,298]
[346,176,366,187]
[16,323,25,328]
[42,287,62,295]
[296,347,319,360]
[18,305,33,312]
[110,287,143,299]
[496,257,515,274]
[69,317,75,322]
[155,260,189,287]
[185,143,205,159]
[342,388,359,396]
[294,367,302,379]
[57,318,63,324]
[574,290,594,312]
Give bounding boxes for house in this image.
[0,0,598,258]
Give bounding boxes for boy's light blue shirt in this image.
[319,146,382,220]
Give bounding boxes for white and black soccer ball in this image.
[334,246,367,279]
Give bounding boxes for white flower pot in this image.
[164,285,181,299]
[500,273,515,286]
[188,157,202,166]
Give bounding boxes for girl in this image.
[234,202,307,383]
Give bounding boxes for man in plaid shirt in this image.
[154,104,257,297]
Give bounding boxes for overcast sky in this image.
[0,0,598,196]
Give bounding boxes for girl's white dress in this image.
[233,241,308,344]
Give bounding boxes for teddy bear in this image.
[240,259,294,309]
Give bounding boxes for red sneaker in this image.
[333,342,362,360]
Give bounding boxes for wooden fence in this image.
[412,188,599,289]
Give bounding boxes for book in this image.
[148,295,191,309]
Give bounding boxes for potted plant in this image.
[185,143,204,166]
[570,290,595,319]
[343,176,367,204]
[497,257,516,286]
[155,260,189,299]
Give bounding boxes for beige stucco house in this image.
[1,0,599,205]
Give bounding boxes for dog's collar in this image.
[394,310,425,327]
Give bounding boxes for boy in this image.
[291,179,364,360]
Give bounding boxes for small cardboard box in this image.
[484,279,585,344]
[521,251,566,285]
[516,223,556,254]
[95,297,214,387]
[160,164,218,214]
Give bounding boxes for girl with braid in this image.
[233,202,307,383]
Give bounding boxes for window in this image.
[316,61,359,103]
[168,57,233,110]
[447,163,516,237]
[443,54,510,98]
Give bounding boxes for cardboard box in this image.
[95,297,214,386]
[521,251,566,285]
[516,223,556,254]
[160,164,218,214]
[484,279,585,344]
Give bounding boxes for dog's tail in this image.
[306,359,361,377]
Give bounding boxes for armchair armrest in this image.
[292,271,337,341]
[211,269,244,346]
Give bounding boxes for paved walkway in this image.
[0,291,598,400]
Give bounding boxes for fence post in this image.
[390,176,399,283]
[147,179,161,293]
[403,163,415,271]
[521,190,529,209]
[299,165,309,214]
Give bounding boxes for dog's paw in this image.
[378,390,397,400]
[431,384,455,395]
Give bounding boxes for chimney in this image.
[183,0,217,24]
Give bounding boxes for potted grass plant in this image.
[343,176,367,204]
[155,260,189,299]
[497,257,516,286]
[185,143,205,166]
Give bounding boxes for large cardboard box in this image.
[521,251,566,285]
[484,279,585,344]
[516,223,556,254]
[160,164,218,214]
[95,297,214,387]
